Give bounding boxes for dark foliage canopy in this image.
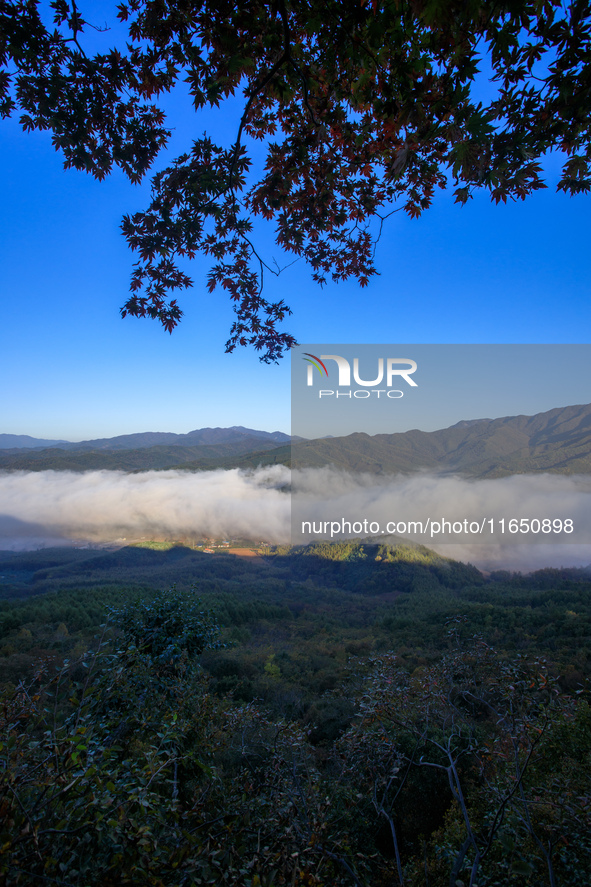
[2,1,590,359]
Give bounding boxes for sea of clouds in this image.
[0,467,590,571]
[0,467,291,548]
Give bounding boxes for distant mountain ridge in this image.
[2,404,591,477]
[0,434,70,450]
[0,426,290,452]
[293,402,591,478]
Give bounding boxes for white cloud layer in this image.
[292,468,591,569]
[0,467,292,547]
[0,467,589,571]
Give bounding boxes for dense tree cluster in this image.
[2,605,590,885]
[1,543,591,882]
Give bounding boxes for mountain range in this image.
[0,426,290,451]
[1,403,591,477]
[0,426,292,472]
[292,402,591,478]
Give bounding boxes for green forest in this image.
[1,541,590,885]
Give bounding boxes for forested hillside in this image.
[3,403,591,476]
[292,403,591,477]
[1,542,590,884]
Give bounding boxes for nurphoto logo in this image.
[303,353,418,398]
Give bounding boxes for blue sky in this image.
[1,7,590,440]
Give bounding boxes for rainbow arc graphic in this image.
[303,353,329,377]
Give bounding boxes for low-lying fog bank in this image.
[0,468,589,572]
